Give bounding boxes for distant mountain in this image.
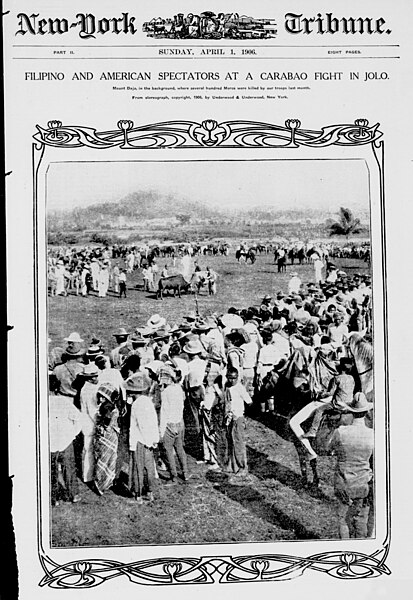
[48,190,219,222]
[48,190,369,230]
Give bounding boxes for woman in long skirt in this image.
[93,384,120,495]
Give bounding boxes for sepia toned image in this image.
[46,156,375,548]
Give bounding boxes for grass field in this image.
[49,252,370,547]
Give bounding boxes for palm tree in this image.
[329,207,362,238]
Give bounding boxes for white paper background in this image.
[4,0,413,597]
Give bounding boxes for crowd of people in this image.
[47,245,218,298]
[47,240,370,299]
[49,263,374,539]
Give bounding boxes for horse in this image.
[256,348,339,487]
[346,331,373,401]
[245,249,256,264]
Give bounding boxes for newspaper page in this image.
[4,0,413,597]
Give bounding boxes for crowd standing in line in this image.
[47,240,369,299]
[49,255,374,539]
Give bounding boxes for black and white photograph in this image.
[46,156,375,547]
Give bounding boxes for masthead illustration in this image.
[142,12,277,39]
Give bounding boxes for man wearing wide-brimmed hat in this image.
[152,327,171,361]
[110,327,132,368]
[327,392,374,539]
[85,341,104,363]
[129,328,154,367]
[182,337,207,462]
[64,332,84,355]
[127,371,159,504]
[51,336,85,398]
[260,294,274,312]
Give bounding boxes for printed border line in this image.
[33,118,390,588]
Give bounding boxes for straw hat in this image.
[64,332,84,344]
[220,313,244,329]
[63,347,85,358]
[194,316,216,331]
[136,326,152,337]
[183,339,204,355]
[125,371,151,393]
[130,331,147,346]
[145,360,164,375]
[82,363,99,378]
[86,345,103,358]
[113,327,129,338]
[147,314,166,330]
[153,327,171,341]
[346,392,373,413]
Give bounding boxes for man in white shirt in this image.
[313,256,324,284]
[49,394,82,506]
[288,271,302,295]
[127,371,159,504]
[158,365,189,483]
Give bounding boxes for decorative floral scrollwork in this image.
[189,119,231,146]
[117,119,134,148]
[285,119,302,147]
[163,561,182,581]
[34,118,382,150]
[354,118,371,139]
[250,559,270,579]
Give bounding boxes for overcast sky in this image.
[46,159,370,213]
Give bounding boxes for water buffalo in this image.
[157,274,191,299]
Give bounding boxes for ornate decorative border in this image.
[34,118,382,150]
[34,118,389,588]
[39,548,390,588]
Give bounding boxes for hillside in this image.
[48,190,219,231]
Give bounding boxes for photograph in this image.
[46,158,374,547]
